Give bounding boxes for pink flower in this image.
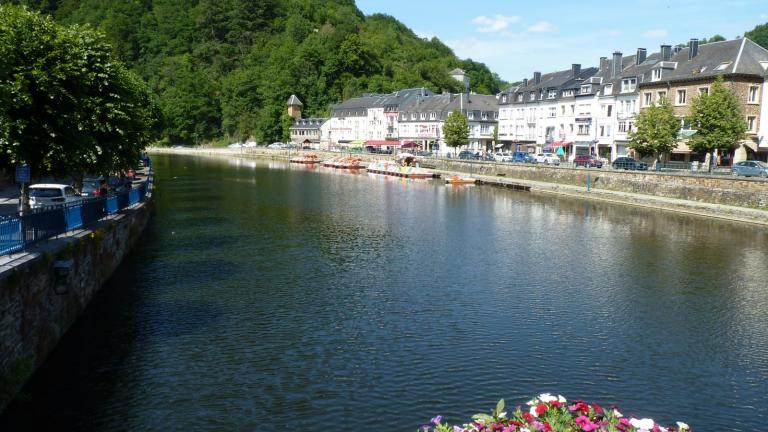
[575,415,599,432]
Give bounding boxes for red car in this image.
[573,155,603,168]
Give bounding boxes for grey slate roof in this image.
[639,38,768,85]
[291,118,327,129]
[399,93,498,121]
[287,94,303,106]
[330,88,435,116]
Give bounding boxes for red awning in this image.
[545,140,572,149]
[400,141,418,148]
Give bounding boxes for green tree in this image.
[443,109,469,155]
[745,23,768,49]
[492,124,499,150]
[281,114,294,144]
[686,76,747,172]
[628,97,680,162]
[0,5,159,185]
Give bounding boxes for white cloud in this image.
[642,29,668,38]
[472,15,521,33]
[527,21,557,33]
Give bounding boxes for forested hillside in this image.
[14,0,506,145]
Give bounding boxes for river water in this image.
[2,154,767,431]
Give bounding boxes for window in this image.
[747,116,756,132]
[468,112,474,120]
[621,78,637,93]
[657,91,667,101]
[561,105,566,115]
[570,105,575,115]
[604,84,613,95]
[481,112,488,120]
[581,85,591,94]
[676,89,687,105]
[411,113,417,120]
[548,89,557,99]
[420,112,426,120]
[502,95,507,103]
[618,121,627,133]
[699,87,709,96]
[548,107,556,117]
[430,112,436,120]
[569,124,574,133]
[530,92,536,101]
[607,105,612,117]
[599,125,605,137]
[748,86,759,103]
[562,89,574,97]
[540,90,545,100]
[715,62,732,71]
[494,112,498,120]
[577,125,590,135]
[517,93,523,102]
[652,68,662,81]
[644,92,652,106]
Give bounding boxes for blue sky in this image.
[355,0,768,82]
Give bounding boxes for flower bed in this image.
[421,394,690,432]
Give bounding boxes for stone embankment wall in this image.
[0,203,151,412]
[151,147,768,210]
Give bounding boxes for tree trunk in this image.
[709,149,714,174]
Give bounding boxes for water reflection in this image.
[2,154,767,432]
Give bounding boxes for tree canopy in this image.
[0,4,160,179]
[18,0,507,146]
[686,76,747,170]
[745,23,768,49]
[443,109,469,153]
[628,98,680,160]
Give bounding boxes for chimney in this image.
[600,57,609,71]
[689,38,699,59]
[612,51,622,78]
[661,44,672,61]
[533,71,541,85]
[636,48,647,65]
[523,78,528,87]
[572,63,581,78]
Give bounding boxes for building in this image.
[325,88,433,149]
[287,94,303,120]
[397,92,499,154]
[289,117,328,149]
[637,38,768,163]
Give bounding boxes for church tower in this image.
[287,94,303,120]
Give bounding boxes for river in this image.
[2,154,767,431]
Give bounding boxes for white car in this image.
[243,141,258,148]
[227,143,243,148]
[29,184,81,209]
[268,142,286,149]
[534,153,561,165]
[494,152,513,162]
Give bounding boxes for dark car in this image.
[574,155,603,168]
[512,151,536,163]
[80,179,104,197]
[458,150,478,160]
[612,157,648,171]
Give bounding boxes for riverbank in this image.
[149,147,768,226]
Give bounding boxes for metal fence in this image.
[0,175,152,256]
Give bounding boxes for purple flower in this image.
[432,415,443,425]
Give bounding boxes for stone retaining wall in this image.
[0,203,151,412]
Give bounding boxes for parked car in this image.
[80,179,104,197]
[534,152,561,165]
[243,141,258,148]
[458,150,478,160]
[29,184,81,208]
[227,142,243,148]
[573,155,604,168]
[612,157,648,170]
[268,142,286,149]
[731,160,768,178]
[493,152,512,162]
[512,151,536,163]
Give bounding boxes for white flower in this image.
[498,411,507,418]
[613,409,623,418]
[538,393,558,403]
[676,422,690,431]
[557,395,566,403]
[630,418,655,430]
[529,405,539,417]
[526,398,535,406]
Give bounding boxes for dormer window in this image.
[420,112,426,120]
[430,112,436,120]
[468,112,474,120]
[481,112,488,120]
[581,85,591,94]
[529,92,535,101]
[562,89,574,97]
[652,69,662,81]
[517,93,523,102]
[621,77,637,93]
[548,89,557,99]
[502,95,507,103]
[411,113,417,120]
[604,84,613,95]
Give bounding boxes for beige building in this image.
[637,38,768,164]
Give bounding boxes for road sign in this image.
[15,165,30,184]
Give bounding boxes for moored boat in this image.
[445,175,476,184]
[289,153,321,164]
[366,160,435,179]
[322,156,364,169]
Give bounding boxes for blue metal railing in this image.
[0,174,152,256]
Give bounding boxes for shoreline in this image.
[149,147,768,227]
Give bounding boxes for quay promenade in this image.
[150,147,768,226]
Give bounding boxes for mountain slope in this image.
[21,0,506,145]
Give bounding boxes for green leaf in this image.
[471,413,494,424]
[495,399,505,416]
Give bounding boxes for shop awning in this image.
[365,140,401,146]
[544,140,571,150]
